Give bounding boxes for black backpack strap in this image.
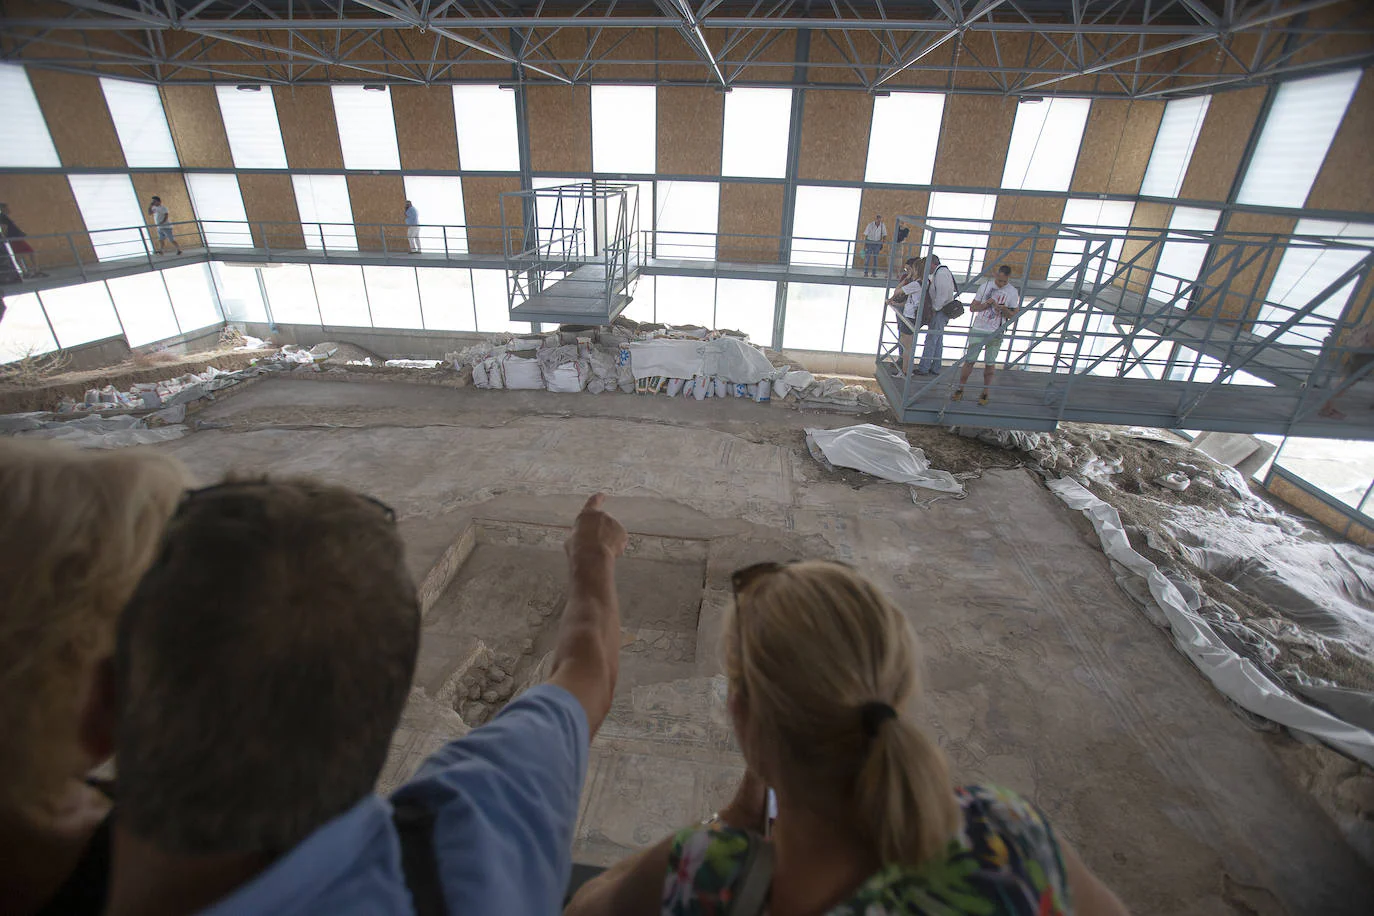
[392,798,447,916]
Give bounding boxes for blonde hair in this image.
[725,561,959,866]
[0,440,191,812]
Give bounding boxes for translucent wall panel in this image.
[452,86,519,171]
[791,186,862,269]
[864,92,944,185]
[721,88,792,179]
[38,282,124,347]
[106,272,180,346]
[416,267,477,331]
[187,173,251,247]
[162,262,221,332]
[653,275,716,327]
[1259,219,1374,346]
[1151,206,1221,303]
[923,192,997,279]
[402,176,467,254]
[1238,69,1362,208]
[364,266,423,329]
[655,180,719,259]
[331,86,401,170]
[215,86,288,169]
[292,175,358,251]
[1139,96,1210,199]
[1001,98,1091,192]
[0,65,59,166]
[211,262,267,322]
[1275,438,1374,511]
[592,85,656,174]
[473,267,530,333]
[100,77,178,167]
[783,283,848,351]
[67,174,146,261]
[1050,199,1135,283]
[311,264,371,327]
[621,276,656,324]
[843,287,887,355]
[0,292,58,362]
[260,264,321,325]
[714,279,775,344]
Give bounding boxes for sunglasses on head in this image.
[177,481,397,523]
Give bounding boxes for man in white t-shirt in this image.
[861,214,887,277]
[915,253,957,375]
[404,200,420,253]
[148,196,181,256]
[954,264,1021,406]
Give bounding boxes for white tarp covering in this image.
[10,414,188,448]
[627,337,775,383]
[700,336,775,384]
[805,424,963,495]
[1047,476,1374,765]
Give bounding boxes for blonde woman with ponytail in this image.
[568,560,1129,916]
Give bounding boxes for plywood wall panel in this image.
[1178,86,1266,203]
[131,173,194,250]
[657,86,723,176]
[806,30,871,86]
[798,90,871,182]
[857,188,928,275]
[932,95,1016,188]
[655,29,709,82]
[346,174,407,251]
[392,86,459,172]
[274,86,344,170]
[1118,202,1172,294]
[160,85,232,169]
[462,175,522,254]
[526,85,591,173]
[1071,99,1165,196]
[985,196,1064,281]
[27,69,124,168]
[1307,71,1374,213]
[238,173,304,249]
[718,183,783,263]
[1197,212,1294,322]
[0,174,93,266]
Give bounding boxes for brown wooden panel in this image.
[1071,99,1165,196]
[1198,212,1294,322]
[1178,87,1266,203]
[238,173,303,249]
[985,196,1064,281]
[932,95,1016,188]
[346,174,407,252]
[392,86,459,172]
[274,86,343,170]
[1116,202,1172,295]
[131,173,194,251]
[798,29,868,87]
[739,30,796,83]
[1307,71,1374,212]
[526,85,591,173]
[797,90,871,182]
[160,85,232,169]
[655,29,709,82]
[718,183,783,263]
[856,188,928,275]
[1268,475,1372,548]
[462,175,522,254]
[26,69,124,168]
[0,174,93,267]
[657,86,723,176]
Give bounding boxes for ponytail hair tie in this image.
[860,701,898,738]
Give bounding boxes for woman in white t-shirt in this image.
[954,264,1020,406]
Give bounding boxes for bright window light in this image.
[187,173,251,247]
[1001,97,1091,192]
[0,292,58,362]
[364,266,423,330]
[0,65,59,166]
[67,174,147,261]
[1259,219,1374,346]
[864,92,944,185]
[714,278,776,344]
[473,267,530,334]
[783,283,848,351]
[1139,95,1210,199]
[1276,438,1374,510]
[292,175,357,251]
[1151,206,1220,304]
[331,86,401,170]
[791,185,862,269]
[312,264,371,327]
[1050,198,1136,284]
[100,77,178,168]
[1238,70,1362,208]
[106,272,180,346]
[655,275,716,327]
[843,287,887,354]
[163,262,222,332]
[402,176,467,254]
[211,262,267,322]
[721,88,793,179]
[452,85,519,171]
[924,192,997,279]
[260,264,320,325]
[38,282,123,347]
[655,180,719,259]
[417,267,477,331]
[621,275,656,323]
[592,85,656,174]
[215,85,288,169]
[531,176,587,254]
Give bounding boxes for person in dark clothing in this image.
[1,202,41,278]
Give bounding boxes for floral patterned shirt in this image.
[661,785,1071,916]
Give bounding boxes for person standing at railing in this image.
[147,196,182,257]
[404,199,421,253]
[955,265,1021,407]
[0,202,42,279]
[915,253,957,375]
[861,213,887,277]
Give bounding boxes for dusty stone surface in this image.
[152,378,1374,915]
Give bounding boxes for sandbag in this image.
[501,354,543,390]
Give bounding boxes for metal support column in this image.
[771,24,810,351]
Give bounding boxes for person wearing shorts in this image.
[954,264,1020,406]
[148,196,181,256]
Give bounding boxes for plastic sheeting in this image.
[626,337,776,384]
[9,414,188,448]
[805,424,963,495]
[1047,476,1374,765]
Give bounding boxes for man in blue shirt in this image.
[404,200,421,253]
[99,480,627,915]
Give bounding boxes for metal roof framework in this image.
[1,1,1371,99]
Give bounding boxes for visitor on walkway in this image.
[0,440,191,916]
[955,264,1022,407]
[861,214,887,277]
[915,253,957,375]
[404,200,421,253]
[147,196,181,256]
[887,258,926,378]
[1,202,42,278]
[566,560,1129,916]
[101,484,626,916]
